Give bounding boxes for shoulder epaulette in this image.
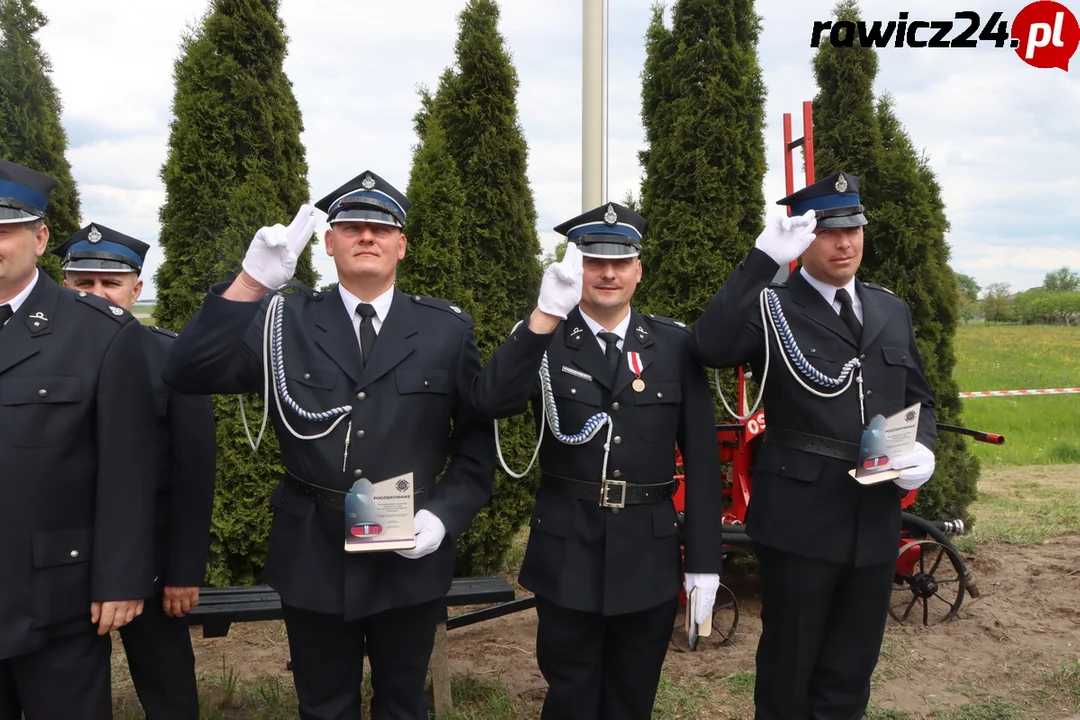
[148,325,177,338]
[74,290,135,324]
[279,280,324,300]
[410,294,471,322]
[864,282,896,296]
[644,313,690,332]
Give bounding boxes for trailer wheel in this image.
[890,514,968,626]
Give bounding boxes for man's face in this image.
[63,271,143,311]
[579,255,641,316]
[801,225,864,287]
[324,221,406,287]
[0,221,48,293]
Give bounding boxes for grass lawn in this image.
[955,324,1080,466]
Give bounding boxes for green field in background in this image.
[955,325,1080,466]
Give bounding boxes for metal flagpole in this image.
[582,0,607,211]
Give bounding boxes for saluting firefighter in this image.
[691,171,938,720]
[471,203,725,720]
[54,224,217,720]
[0,160,158,718]
[162,171,496,720]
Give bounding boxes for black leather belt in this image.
[541,472,676,509]
[762,427,859,463]
[285,472,348,511]
[283,472,426,512]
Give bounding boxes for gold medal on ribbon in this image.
[628,352,645,392]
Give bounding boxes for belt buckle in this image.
[600,479,626,509]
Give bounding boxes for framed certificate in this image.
[344,472,417,553]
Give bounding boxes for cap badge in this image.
[603,204,617,226]
[88,226,102,244]
[834,173,848,193]
[361,174,376,190]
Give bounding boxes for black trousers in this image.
[535,595,678,720]
[119,593,200,720]
[0,631,112,720]
[753,543,895,720]
[282,599,442,720]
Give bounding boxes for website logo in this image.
[810,2,1079,71]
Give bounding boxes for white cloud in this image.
[30,0,1077,299]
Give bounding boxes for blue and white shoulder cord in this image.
[495,321,615,481]
[240,292,356,469]
[715,287,867,426]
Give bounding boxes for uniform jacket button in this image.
[303,373,311,380]
[38,389,47,397]
[611,402,620,410]
[612,470,622,478]
[69,550,79,558]
[613,436,622,445]
[570,388,577,395]
[354,469,363,478]
[356,430,366,439]
[357,392,366,401]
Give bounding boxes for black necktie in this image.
[0,305,12,335]
[356,303,377,367]
[598,331,621,379]
[835,288,862,342]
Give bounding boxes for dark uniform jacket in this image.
[142,326,217,588]
[692,249,937,567]
[162,283,495,620]
[471,306,724,616]
[0,270,156,659]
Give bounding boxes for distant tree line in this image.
[958,267,1080,325]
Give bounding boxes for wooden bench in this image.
[186,577,524,718]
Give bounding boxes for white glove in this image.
[892,441,935,490]
[396,509,447,560]
[754,209,817,266]
[684,572,720,625]
[241,205,317,290]
[537,242,583,319]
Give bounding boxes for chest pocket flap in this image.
[632,381,681,406]
[0,376,82,406]
[396,367,451,395]
[881,344,916,368]
[284,358,338,390]
[551,376,601,405]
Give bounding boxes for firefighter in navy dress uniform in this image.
[0,160,157,719]
[691,172,938,720]
[471,203,725,720]
[162,171,495,720]
[55,224,217,720]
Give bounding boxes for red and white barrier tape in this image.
[960,388,1080,397]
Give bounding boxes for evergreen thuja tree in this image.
[0,0,80,280]
[637,0,767,323]
[417,0,544,575]
[155,0,316,585]
[398,95,471,310]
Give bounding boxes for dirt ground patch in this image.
[111,465,1080,718]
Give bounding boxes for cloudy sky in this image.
[34,0,1079,299]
